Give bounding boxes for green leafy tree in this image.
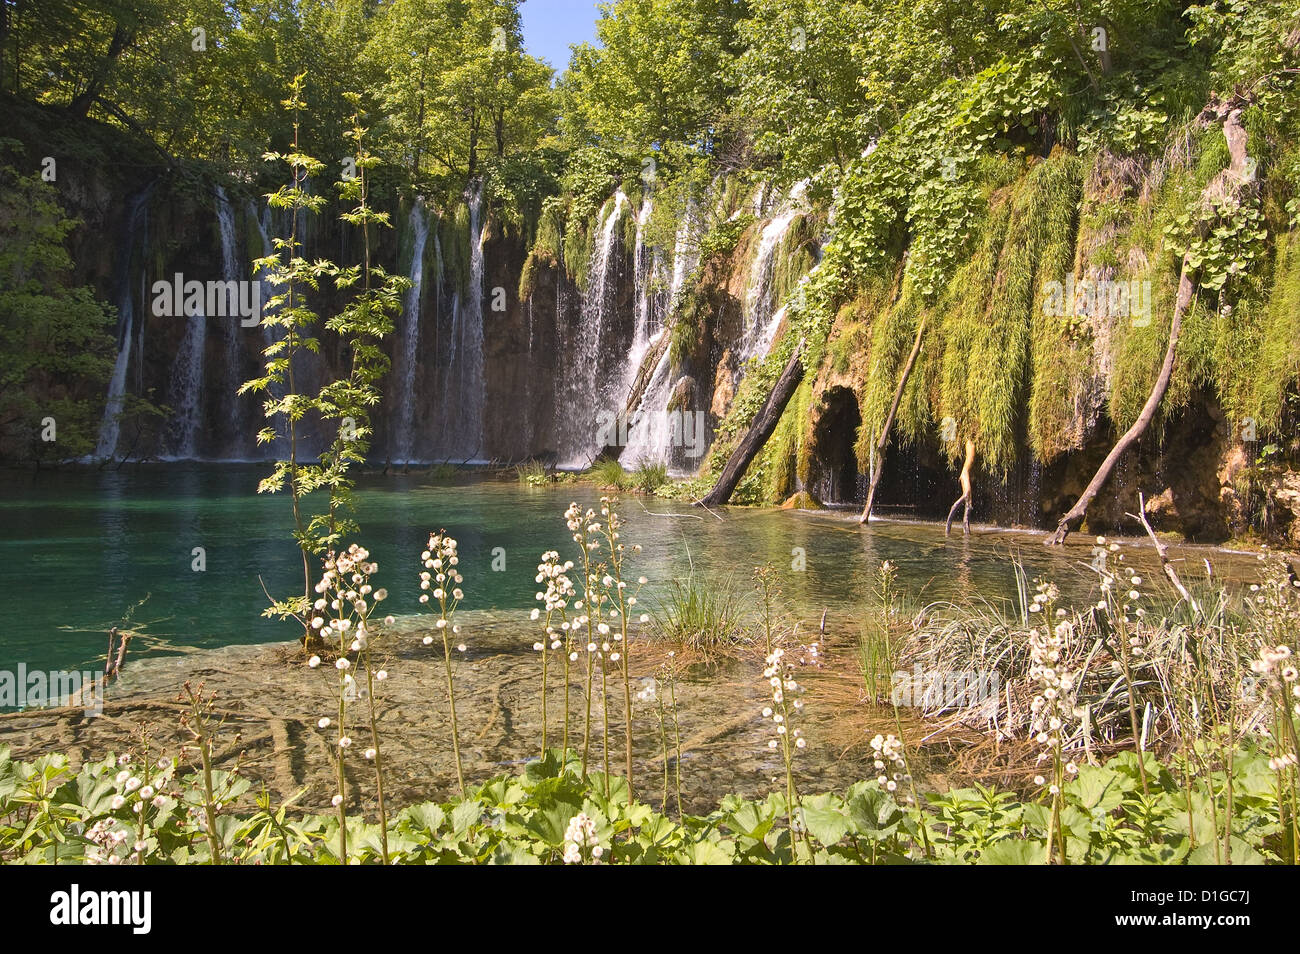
[0,150,115,462]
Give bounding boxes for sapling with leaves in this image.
[242,73,332,640]
[243,79,404,649]
[178,680,243,865]
[303,96,406,558]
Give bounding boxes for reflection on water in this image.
[0,465,1263,674]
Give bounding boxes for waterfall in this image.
[392,200,429,463]
[94,188,153,460]
[215,186,245,456]
[556,190,629,468]
[462,184,485,458]
[738,180,808,364]
[621,195,670,398]
[438,183,486,460]
[620,199,701,470]
[166,303,208,459]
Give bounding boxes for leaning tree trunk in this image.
[859,317,926,523]
[697,340,805,507]
[1045,99,1253,546]
[945,438,975,536]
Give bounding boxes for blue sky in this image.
[520,0,602,72]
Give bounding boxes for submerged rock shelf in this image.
[0,613,898,816]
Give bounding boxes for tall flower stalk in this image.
[597,496,645,798]
[762,646,807,861]
[1027,579,1077,865]
[565,503,604,779]
[420,531,466,795]
[533,550,575,758]
[310,543,382,862]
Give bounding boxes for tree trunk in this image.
[68,25,131,119]
[859,316,926,523]
[945,438,975,536]
[624,322,673,416]
[1046,100,1251,545]
[697,341,805,508]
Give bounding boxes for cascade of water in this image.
[556,190,629,468]
[94,188,154,460]
[215,186,245,456]
[460,183,485,458]
[392,200,429,462]
[620,195,670,398]
[738,180,809,364]
[436,185,486,460]
[166,305,208,459]
[619,199,701,470]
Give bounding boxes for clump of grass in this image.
[631,460,668,493]
[586,458,629,489]
[650,570,748,655]
[515,459,551,486]
[894,547,1279,762]
[858,560,905,703]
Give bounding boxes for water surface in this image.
[0,465,1258,675]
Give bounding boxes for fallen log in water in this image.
[698,339,805,508]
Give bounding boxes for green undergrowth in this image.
[2,743,1286,865]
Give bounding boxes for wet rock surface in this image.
[0,611,890,817]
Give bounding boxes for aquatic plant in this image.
[419,532,467,795]
[586,458,629,489]
[631,461,669,493]
[515,459,551,486]
[651,569,748,655]
[532,549,576,756]
[309,543,387,862]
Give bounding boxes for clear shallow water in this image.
[0,465,1253,675]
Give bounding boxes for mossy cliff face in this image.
[700,147,1300,545]
[30,112,1300,544]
